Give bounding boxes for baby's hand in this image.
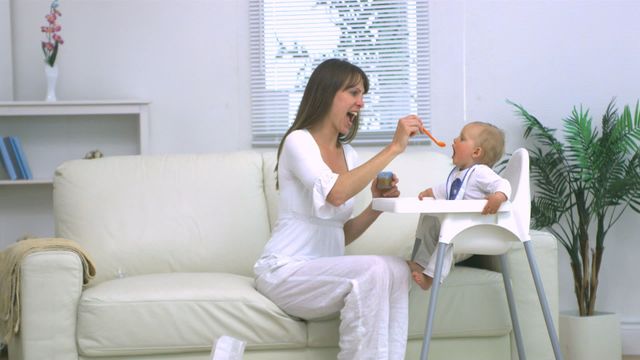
[418,188,434,200]
[482,192,508,214]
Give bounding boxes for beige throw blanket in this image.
[0,238,96,344]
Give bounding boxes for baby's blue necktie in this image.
[448,178,462,200]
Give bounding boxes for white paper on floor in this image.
[210,335,246,360]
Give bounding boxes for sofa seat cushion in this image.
[307,266,511,347]
[408,266,511,339]
[76,272,306,357]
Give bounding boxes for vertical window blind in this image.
[249,0,430,146]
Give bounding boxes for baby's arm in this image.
[482,191,508,214]
[418,187,434,200]
[474,165,511,214]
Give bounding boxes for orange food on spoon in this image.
[419,125,446,147]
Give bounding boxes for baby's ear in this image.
[472,146,483,160]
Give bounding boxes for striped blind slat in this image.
[249,0,430,146]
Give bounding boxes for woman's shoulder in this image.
[284,129,312,145]
[343,142,357,157]
[288,128,310,139]
[283,129,313,150]
[343,143,359,167]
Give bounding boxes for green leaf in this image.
[509,99,640,313]
[49,41,59,67]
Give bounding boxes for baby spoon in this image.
[419,125,446,147]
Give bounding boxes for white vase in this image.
[44,64,58,101]
[559,311,622,360]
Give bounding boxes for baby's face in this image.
[451,124,481,169]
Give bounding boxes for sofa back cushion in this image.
[262,152,279,231]
[262,148,453,258]
[348,148,453,257]
[54,152,271,284]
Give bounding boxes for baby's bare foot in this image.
[412,271,433,290]
[407,261,433,290]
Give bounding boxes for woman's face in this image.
[327,79,365,135]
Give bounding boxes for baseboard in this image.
[622,320,640,355]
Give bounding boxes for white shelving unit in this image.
[0,100,149,184]
[0,100,149,248]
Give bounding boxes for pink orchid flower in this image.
[41,0,63,67]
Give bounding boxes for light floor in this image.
[0,351,638,359]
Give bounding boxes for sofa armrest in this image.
[9,251,84,360]
[462,230,559,360]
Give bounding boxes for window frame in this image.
[249,0,431,147]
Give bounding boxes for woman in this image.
[253,58,424,359]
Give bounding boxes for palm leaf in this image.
[509,99,640,316]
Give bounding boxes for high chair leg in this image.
[411,237,421,261]
[500,254,526,359]
[523,241,564,360]
[419,241,448,360]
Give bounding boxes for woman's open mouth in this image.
[347,111,358,125]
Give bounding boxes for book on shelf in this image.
[7,136,32,180]
[0,135,18,180]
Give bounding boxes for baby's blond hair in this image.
[467,121,505,167]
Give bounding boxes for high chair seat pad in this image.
[373,198,512,214]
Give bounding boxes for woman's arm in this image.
[344,203,383,245]
[343,175,400,245]
[326,115,422,206]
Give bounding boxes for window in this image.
[249,0,430,146]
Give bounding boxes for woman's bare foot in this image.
[407,261,433,290]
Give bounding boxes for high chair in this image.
[372,148,563,360]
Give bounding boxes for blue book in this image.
[3,137,24,179]
[0,135,18,180]
[7,136,32,180]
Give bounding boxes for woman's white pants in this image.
[255,255,410,360]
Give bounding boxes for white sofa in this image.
[8,148,559,360]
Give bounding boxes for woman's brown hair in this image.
[274,59,369,187]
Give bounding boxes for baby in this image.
[409,121,511,290]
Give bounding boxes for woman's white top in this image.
[432,164,511,200]
[254,129,358,276]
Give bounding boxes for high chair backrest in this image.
[500,148,531,242]
[443,148,532,255]
[415,147,564,360]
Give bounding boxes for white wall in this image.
[445,0,640,353]
[8,0,250,153]
[0,0,13,99]
[461,0,640,303]
[3,0,640,352]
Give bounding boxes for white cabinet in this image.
[0,100,149,248]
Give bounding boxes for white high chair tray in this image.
[372,197,512,214]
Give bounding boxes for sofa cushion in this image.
[263,149,455,259]
[349,149,454,258]
[54,152,272,284]
[408,266,511,339]
[76,272,306,357]
[307,265,511,347]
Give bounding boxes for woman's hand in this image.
[345,173,400,244]
[389,115,424,154]
[372,173,400,198]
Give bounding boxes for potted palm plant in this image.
[509,99,640,360]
